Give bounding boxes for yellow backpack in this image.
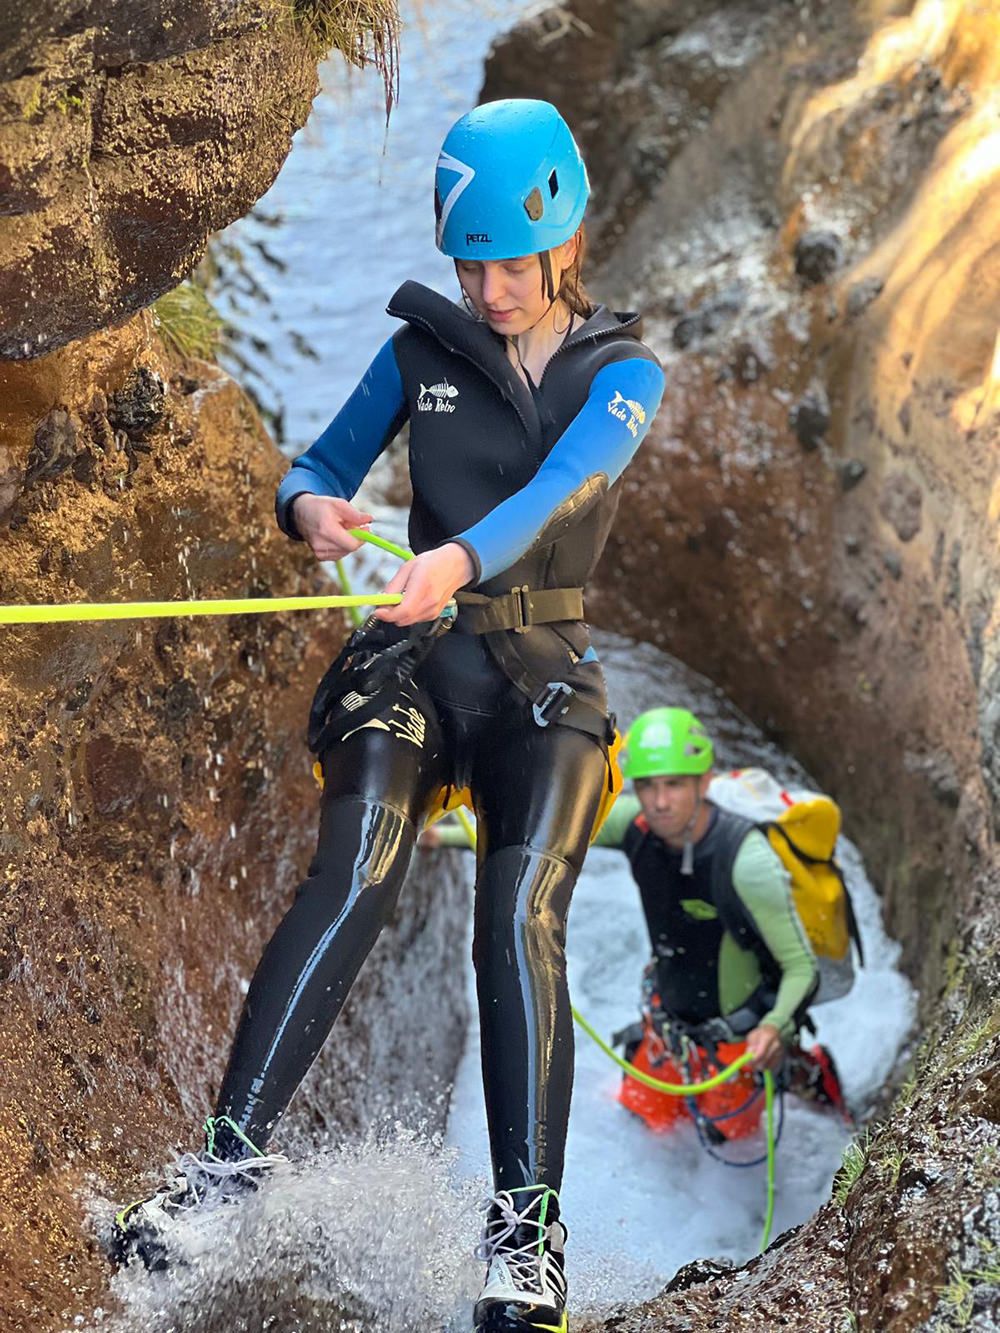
[709,769,864,1003]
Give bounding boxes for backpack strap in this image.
[708,812,773,971]
[709,812,822,1027]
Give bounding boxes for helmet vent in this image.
[524,186,544,221]
[548,169,559,198]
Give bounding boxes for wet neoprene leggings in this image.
[214,681,606,1192]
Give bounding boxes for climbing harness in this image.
[307,609,455,760]
[333,540,624,843]
[574,1006,779,1252]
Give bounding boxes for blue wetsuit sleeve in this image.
[453,357,665,583]
[275,336,408,539]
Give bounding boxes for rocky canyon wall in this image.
[0,6,466,1332]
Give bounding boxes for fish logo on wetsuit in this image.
[417,380,460,414]
[608,390,647,438]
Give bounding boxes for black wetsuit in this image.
[214,281,664,1192]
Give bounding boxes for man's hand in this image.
[375,543,474,626]
[745,1022,784,1072]
[291,495,374,562]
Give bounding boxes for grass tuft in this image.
[152,281,224,362]
[294,0,400,113]
[832,1130,871,1206]
[937,1244,1000,1329]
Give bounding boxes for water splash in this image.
[78,1131,484,1332]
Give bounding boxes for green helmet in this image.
[622,707,714,779]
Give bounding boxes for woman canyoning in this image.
[113,98,665,1333]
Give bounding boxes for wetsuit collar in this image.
[386,281,644,358]
[386,281,645,449]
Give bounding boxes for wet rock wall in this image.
[0,0,395,359]
[489,0,999,1328]
[0,315,469,1333]
[0,3,468,1329]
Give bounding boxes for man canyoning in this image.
[600,707,850,1133]
[112,98,665,1333]
[427,704,852,1135]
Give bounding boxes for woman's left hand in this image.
[375,542,474,626]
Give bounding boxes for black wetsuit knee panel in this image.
[472,846,576,967]
[216,795,418,1143]
[306,794,417,888]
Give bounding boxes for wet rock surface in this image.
[488,0,1000,1328]
[0,317,467,1332]
[481,0,786,261]
[0,1,395,359]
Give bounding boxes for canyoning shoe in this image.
[111,1115,288,1271]
[473,1186,569,1333]
[786,1044,852,1121]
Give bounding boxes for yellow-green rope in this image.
[0,527,413,627]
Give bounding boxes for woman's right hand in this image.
[291,495,374,562]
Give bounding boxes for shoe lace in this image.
[474,1191,558,1297]
[165,1141,288,1215]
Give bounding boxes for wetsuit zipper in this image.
[538,314,641,392]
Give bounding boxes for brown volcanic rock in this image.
[482,0,806,260]
[489,0,1000,1329]
[0,319,467,1332]
[0,2,319,360]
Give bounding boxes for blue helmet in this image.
[435,99,590,261]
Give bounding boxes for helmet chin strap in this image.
[455,251,572,369]
[680,789,704,876]
[506,254,576,381]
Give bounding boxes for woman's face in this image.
[456,237,576,336]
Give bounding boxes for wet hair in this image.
[554,224,593,318]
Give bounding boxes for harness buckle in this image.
[511,585,532,633]
[532,680,574,728]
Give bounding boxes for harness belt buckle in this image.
[532,680,574,728]
[512,585,532,633]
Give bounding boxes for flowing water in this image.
[74,3,917,1327]
[447,633,916,1310]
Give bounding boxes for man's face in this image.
[634,773,709,843]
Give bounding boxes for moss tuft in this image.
[832,1130,871,1206]
[937,1245,1000,1329]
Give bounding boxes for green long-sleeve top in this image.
[431,795,817,1038]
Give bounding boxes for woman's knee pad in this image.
[301,794,416,917]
